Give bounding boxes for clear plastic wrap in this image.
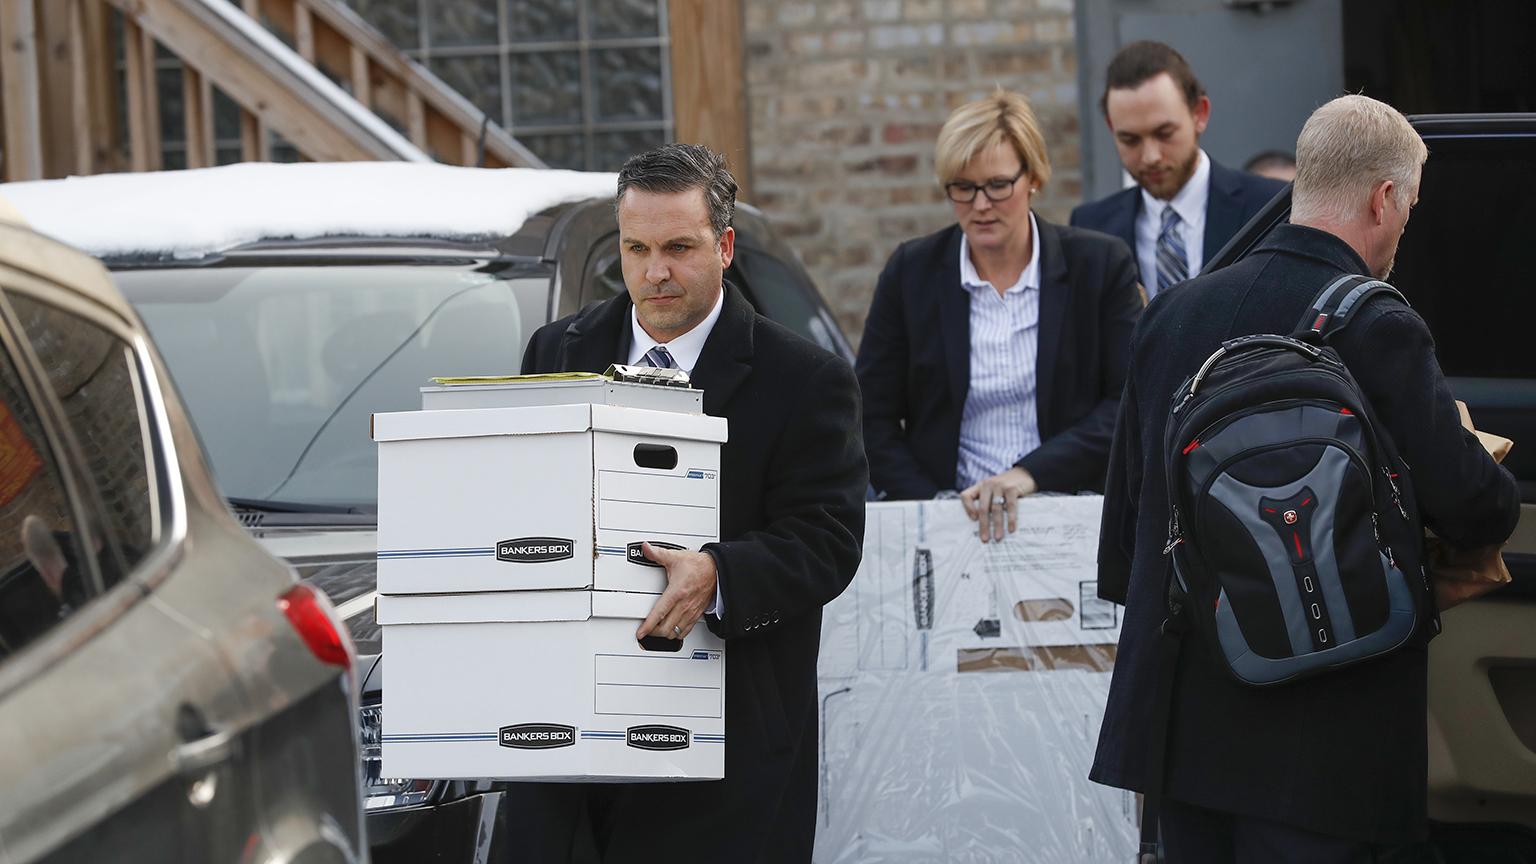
[815,497,1137,863]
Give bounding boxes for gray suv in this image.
[0,219,365,862]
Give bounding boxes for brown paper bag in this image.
[1426,402,1514,609]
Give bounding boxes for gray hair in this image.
[1291,95,1427,224]
[615,143,737,239]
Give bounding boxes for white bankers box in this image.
[373,376,730,780]
[377,590,726,781]
[372,402,727,595]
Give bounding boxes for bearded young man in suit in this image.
[1072,41,1286,301]
[511,143,867,863]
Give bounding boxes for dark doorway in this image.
[1344,0,1536,114]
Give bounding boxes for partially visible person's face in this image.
[949,142,1034,255]
[1253,162,1297,183]
[617,187,733,342]
[1105,72,1210,201]
[1373,166,1421,280]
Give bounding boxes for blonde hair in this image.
[934,89,1052,189]
[1291,95,1427,224]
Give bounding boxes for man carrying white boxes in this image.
[394,144,865,863]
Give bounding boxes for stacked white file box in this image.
[372,374,728,781]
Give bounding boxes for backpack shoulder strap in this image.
[1293,274,1410,342]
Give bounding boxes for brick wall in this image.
[742,0,1082,344]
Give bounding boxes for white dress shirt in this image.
[627,287,726,617]
[1135,149,1210,296]
[955,212,1043,490]
[627,287,725,371]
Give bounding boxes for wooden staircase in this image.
[0,0,545,182]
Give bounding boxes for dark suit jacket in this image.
[856,216,1142,499]
[1069,158,1286,274]
[511,284,867,862]
[1093,223,1520,843]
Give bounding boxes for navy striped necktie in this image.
[1154,206,1188,297]
[640,345,677,369]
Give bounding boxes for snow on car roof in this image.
[4,161,618,260]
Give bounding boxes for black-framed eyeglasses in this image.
[944,169,1027,204]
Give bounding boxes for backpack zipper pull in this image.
[1163,508,1184,555]
[1372,513,1398,570]
[1172,388,1194,415]
[1383,467,1408,519]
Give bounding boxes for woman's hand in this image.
[960,467,1038,543]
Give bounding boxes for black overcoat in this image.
[508,283,867,862]
[1093,222,1520,843]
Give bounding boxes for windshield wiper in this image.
[228,496,377,526]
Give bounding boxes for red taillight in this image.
[278,584,353,669]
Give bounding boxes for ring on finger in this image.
[671,624,682,638]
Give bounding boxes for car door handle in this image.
[174,726,238,777]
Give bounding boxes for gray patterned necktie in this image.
[1154,206,1188,298]
[640,345,677,369]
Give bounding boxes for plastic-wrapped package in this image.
[815,497,1137,863]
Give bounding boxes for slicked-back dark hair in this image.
[1100,40,1205,116]
[1243,149,1296,174]
[615,143,737,240]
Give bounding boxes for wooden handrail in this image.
[105,0,428,164]
[0,0,544,180]
[251,0,543,168]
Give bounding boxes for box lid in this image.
[591,405,726,443]
[591,589,663,620]
[372,403,726,443]
[421,373,703,414]
[374,589,664,624]
[373,403,591,442]
[375,590,592,625]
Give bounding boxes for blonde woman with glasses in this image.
[856,88,1144,541]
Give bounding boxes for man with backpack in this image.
[1092,94,1520,861]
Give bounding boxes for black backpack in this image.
[1161,274,1431,687]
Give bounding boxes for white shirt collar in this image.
[1140,148,1211,227]
[959,211,1041,294]
[627,286,725,373]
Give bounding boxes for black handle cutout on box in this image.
[633,444,678,470]
[638,634,683,653]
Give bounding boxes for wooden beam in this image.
[240,108,271,161]
[181,65,214,168]
[406,89,425,148]
[0,0,43,181]
[67,0,91,174]
[123,16,150,171]
[139,25,162,171]
[293,1,313,63]
[83,0,123,173]
[349,44,369,108]
[668,0,751,199]
[37,0,73,178]
[460,131,476,167]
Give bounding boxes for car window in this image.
[0,340,98,659]
[117,264,548,511]
[732,247,847,358]
[1392,136,1536,379]
[9,294,150,582]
